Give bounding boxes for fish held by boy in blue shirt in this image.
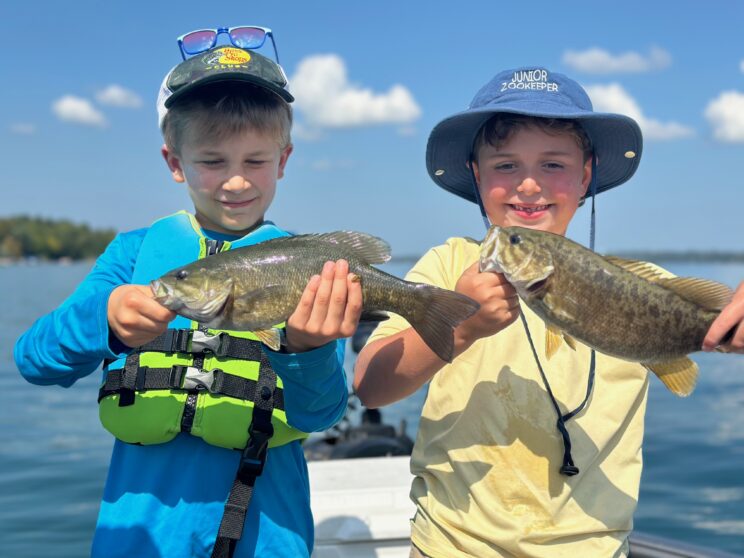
[151,230,479,363]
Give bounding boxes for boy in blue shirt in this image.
[15,41,358,557]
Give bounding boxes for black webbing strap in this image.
[520,313,596,476]
[135,329,266,360]
[98,365,285,410]
[210,356,277,558]
[117,354,142,407]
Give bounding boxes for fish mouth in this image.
[479,226,503,273]
[151,279,179,307]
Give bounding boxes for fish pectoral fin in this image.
[563,334,578,351]
[604,256,669,283]
[644,357,699,397]
[545,325,563,360]
[253,328,282,351]
[656,277,734,311]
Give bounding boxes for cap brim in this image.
[426,104,643,203]
[164,72,294,109]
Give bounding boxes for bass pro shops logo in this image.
[204,47,251,67]
[501,69,559,92]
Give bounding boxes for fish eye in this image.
[509,234,521,245]
[176,270,189,280]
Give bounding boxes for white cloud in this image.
[10,123,35,135]
[563,46,671,74]
[584,83,694,140]
[95,85,142,108]
[705,91,744,143]
[740,60,744,73]
[290,54,421,131]
[52,96,107,127]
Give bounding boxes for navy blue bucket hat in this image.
[426,67,643,203]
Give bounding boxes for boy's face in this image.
[473,125,591,235]
[163,128,292,236]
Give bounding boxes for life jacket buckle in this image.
[190,330,227,356]
[169,365,217,392]
[238,420,274,480]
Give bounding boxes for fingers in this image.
[292,271,323,326]
[703,282,744,352]
[324,259,350,326]
[309,260,340,327]
[126,285,176,323]
[108,285,175,348]
[342,270,363,337]
[286,260,363,352]
[703,312,744,353]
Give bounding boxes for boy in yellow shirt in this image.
[353,66,744,557]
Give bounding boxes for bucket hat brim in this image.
[426,102,643,203]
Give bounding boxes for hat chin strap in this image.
[468,157,492,231]
[588,155,598,251]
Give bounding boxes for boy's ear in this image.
[277,144,294,180]
[161,144,186,183]
[581,157,592,196]
[470,159,481,185]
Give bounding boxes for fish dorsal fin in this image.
[293,231,391,264]
[644,357,699,397]
[656,277,734,311]
[604,256,669,282]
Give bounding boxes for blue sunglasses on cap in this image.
[177,26,280,63]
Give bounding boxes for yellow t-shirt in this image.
[367,237,651,558]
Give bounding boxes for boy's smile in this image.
[473,126,591,235]
[163,128,292,236]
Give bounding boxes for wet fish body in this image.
[480,226,733,396]
[152,231,480,363]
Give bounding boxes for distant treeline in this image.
[0,216,116,260]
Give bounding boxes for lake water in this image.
[2,260,743,557]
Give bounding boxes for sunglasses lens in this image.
[230,27,266,49]
[181,30,217,54]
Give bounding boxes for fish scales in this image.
[533,232,718,363]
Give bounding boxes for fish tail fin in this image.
[644,357,699,397]
[405,286,480,363]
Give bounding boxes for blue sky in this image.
[2,0,743,256]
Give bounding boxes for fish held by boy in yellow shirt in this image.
[480,225,734,396]
[152,230,480,362]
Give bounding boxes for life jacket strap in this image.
[98,365,286,411]
[136,329,268,359]
[211,350,277,558]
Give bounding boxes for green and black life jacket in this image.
[98,211,309,451]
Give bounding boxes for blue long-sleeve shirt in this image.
[14,224,349,557]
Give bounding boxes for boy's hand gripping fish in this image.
[152,231,480,363]
[480,225,734,396]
